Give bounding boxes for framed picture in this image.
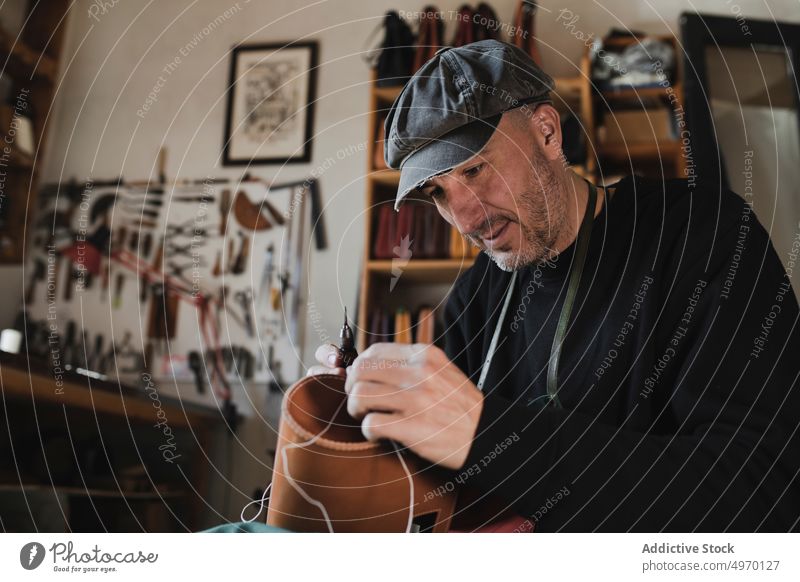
[223,41,318,165]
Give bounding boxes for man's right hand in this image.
[306,343,346,377]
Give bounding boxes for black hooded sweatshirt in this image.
[444,174,800,532]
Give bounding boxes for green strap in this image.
[546,180,597,408]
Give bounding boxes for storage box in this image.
[599,108,675,144]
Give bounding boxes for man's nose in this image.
[445,182,490,235]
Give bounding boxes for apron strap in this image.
[476,178,599,411]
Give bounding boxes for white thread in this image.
[241,397,417,533]
[240,483,272,523]
[279,398,349,533]
[392,440,415,533]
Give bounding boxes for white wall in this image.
[9,0,800,526]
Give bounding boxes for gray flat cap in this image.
[384,39,554,210]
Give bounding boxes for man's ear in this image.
[529,104,563,162]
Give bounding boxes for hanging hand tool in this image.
[219,189,232,236]
[123,219,158,229]
[129,230,139,252]
[231,231,250,275]
[234,289,255,337]
[113,226,128,254]
[113,273,125,308]
[217,285,246,331]
[233,189,272,231]
[61,320,77,371]
[173,195,212,203]
[308,180,327,250]
[288,185,307,342]
[275,188,295,311]
[158,147,168,185]
[166,217,208,239]
[212,250,222,278]
[141,232,153,260]
[258,243,275,308]
[265,345,284,392]
[24,257,46,304]
[188,350,205,394]
[226,237,235,274]
[236,346,254,379]
[261,197,286,227]
[89,334,104,372]
[120,190,164,207]
[63,257,74,302]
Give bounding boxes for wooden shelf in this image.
[582,34,686,181]
[0,145,34,169]
[0,351,222,530]
[367,258,475,283]
[0,2,69,264]
[0,483,184,500]
[599,140,679,161]
[369,169,401,186]
[599,85,679,104]
[0,353,220,428]
[373,84,403,103]
[359,72,478,350]
[0,29,57,82]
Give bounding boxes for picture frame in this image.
[223,41,318,165]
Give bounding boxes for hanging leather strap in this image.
[474,3,500,42]
[413,6,443,72]
[477,179,598,411]
[546,179,597,408]
[512,0,542,65]
[477,269,518,391]
[452,5,475,47]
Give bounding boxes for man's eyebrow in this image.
[458,148,492,170]
[416,148,492,194]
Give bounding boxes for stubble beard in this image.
[478,155,568,272]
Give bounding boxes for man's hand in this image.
[344,342,484,470]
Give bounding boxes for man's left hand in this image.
[344,343,483,470]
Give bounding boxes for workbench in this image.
[0,351,227,531]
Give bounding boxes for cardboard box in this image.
[599,108,675,144]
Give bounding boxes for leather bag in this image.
[266,373,457,532]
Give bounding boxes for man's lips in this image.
[481,219,511,245]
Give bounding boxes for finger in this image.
[359,342,427,362]
[306,365,345,377]
[314,343,340,367]
[347,354,415,386]
[347,380,410,419]
[361,411,406,443]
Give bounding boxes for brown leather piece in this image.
[233,189,272,231]
[267,373,457,532]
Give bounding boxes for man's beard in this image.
[469,150,568,272]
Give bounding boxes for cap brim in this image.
[394,113,502,211]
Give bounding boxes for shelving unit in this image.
[356,34,685,350]
[0,352,225,532]
[356,76,479,351]
[356,73,588,351]
[0,0,70,263]
[582,34,687,185]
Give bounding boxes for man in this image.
[311,40,800,531]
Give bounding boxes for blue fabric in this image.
[202,521,290,533]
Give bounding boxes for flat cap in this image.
[383,39,554,210]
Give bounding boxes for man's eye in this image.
[429,187,444,200]
[463,163,484,178]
